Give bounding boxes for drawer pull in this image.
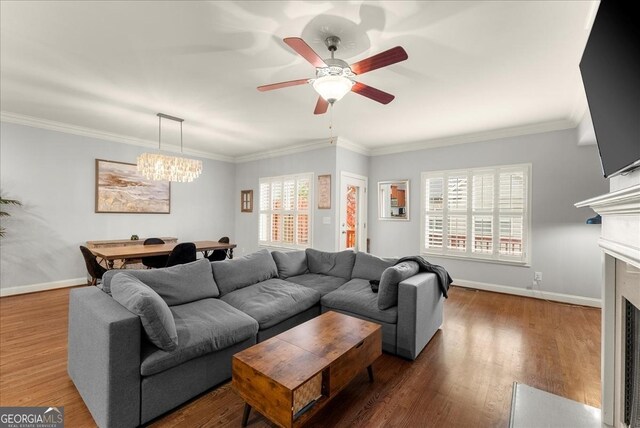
[355,340,364,349]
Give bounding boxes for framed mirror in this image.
[378,180,410,221]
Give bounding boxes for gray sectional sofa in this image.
[68,248,445,427]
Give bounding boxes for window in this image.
[259,173,313,248]
[422,164,530,264]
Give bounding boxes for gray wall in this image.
[367,128,608,299]
[234,145,337,255]
[0,121,609,300]
[336,145,369,178]
[0,122,235,290]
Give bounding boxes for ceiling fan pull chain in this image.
[329,104,334,144]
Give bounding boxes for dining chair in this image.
[79,246,107,286]
[142,238,169,269]
[166,242,197,267]
[206,236,231,262]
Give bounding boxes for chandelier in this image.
[137,113,202,183]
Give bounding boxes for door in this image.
[339,172,368,251]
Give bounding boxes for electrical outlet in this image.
[534,272,542,282]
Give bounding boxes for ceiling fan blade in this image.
[351,82,395,104]
[257,78,309,92]
[283,37,328,68]
[350,46,408,75]
[314,96,329,115]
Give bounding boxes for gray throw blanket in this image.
[396,255,452,298]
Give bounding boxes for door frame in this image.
[336,171,368,251]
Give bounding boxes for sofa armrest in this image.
[67,287,141,428]
[396,272,444,360]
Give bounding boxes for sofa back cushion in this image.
[305,248,356,280]
[211,248,278,296]
[111,272,178,351]
[378,261,420,310]
[351,252,397,281]
[271,250,308,279]
[102,258,219,306]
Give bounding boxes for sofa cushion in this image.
[102,258,219,305]
[321,278,397,324]
[271,250,308,279]
[140,298,258,376]
[305,248,356,280]
[286,273,348,296]
[111,273,178,352]
[220,279,320,329]
[351,252,397,281]
[212,249,278,296]
[378,261,420,310]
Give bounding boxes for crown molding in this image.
[0,111,235,163]
[367,118,577,157]
[234,138,336,163]
[335,137,371,156]
[3,111,583,163]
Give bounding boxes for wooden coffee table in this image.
[232,311,382,427]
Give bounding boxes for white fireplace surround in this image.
[576,183,640,427]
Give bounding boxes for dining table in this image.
[90,240,236,269]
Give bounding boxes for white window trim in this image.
[259,172,314,250]
[420,163,532,266]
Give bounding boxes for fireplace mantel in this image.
[576,183,640,427]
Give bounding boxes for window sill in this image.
[421,251,530,267]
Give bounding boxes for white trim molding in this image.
[4,110,584,164]
[335,137,371,156]
[0,277,86,297]
[369,119,577,156]
[234,139,333,163]
[0,111,235,163]
[453,279,601,308]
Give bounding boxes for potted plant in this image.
[0,196,22,237]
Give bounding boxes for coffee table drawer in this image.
[329,328,382,396]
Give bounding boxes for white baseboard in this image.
[0,277,86,297]
[453,279,602,308]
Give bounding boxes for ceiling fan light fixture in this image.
[312,75,354,104]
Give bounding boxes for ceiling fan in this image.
[257,36,408,115]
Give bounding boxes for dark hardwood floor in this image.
[0,286,600,427]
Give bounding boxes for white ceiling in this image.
[0,1,598,159]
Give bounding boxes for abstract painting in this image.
[95,159,170,213]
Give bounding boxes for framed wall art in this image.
[241,190,253,213]
[317,174,331,209]
[95,159,171,214]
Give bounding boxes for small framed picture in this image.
[241,190,253,213]
[317,174,331,209]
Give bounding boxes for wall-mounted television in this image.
[580,1,640,178]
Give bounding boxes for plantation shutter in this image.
[424,177,444,251]
[498,169,526,259]
[422,164,529,264]
[259,173,313,249]
[447,175,467,251]
[472,172,494,254]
